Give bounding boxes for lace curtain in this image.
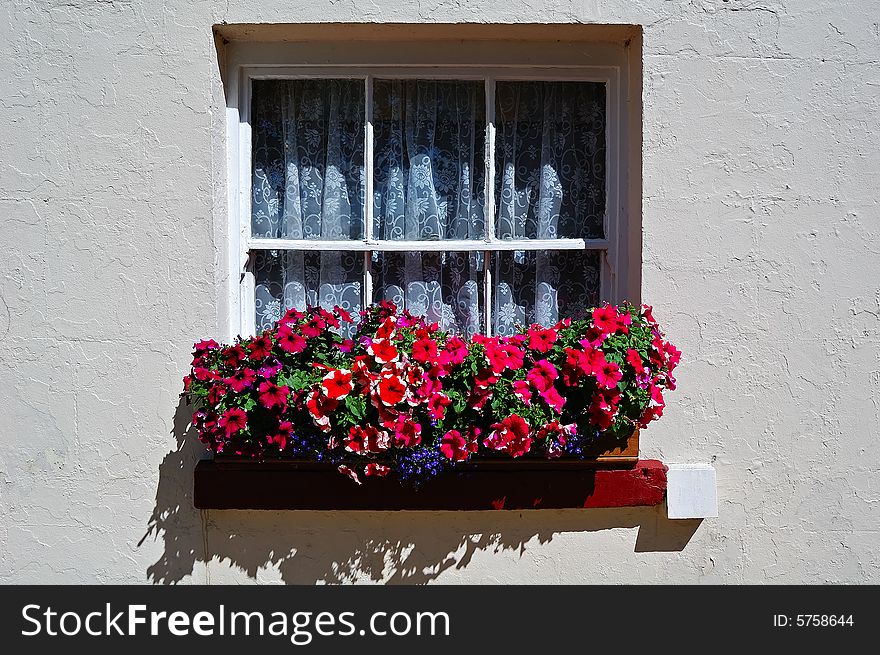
[251,78,605,337]
[493,81,605,335]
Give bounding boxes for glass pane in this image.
[372,251,485,338]
[373,80,486,241]
[493,250,600,336]
[251,79,365,240]
[254,250,363,333]
[495,81,606,240]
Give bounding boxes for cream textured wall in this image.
[1,0,878,583]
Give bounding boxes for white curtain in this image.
[371,80,485,336]
[493,81,605,335]
[252,79,365,332]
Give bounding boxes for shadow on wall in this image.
[141,399,701,584]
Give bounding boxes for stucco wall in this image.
[1,0,878,583]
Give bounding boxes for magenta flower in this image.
[219,408,247,437]
[526,359,558,392]
[224,368,256,392]
[258,380,289,410]
[277,325,307,354]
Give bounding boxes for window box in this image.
[193,456,666,511]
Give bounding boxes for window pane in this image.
[254,250,363,333]
[251,79,365,240]
[372,251,485,338]
[494,250,600,336]
[495,81,606,240]
[373,80,486,241]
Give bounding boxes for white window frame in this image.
[223,40,636,341]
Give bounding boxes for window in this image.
[225,38,637,341]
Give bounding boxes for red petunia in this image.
[393,417,422,447]
[376,375,406,406]
[588,389,621,431]
[322,369,353,400]
[306,389,339,432]
[439,430,469,462]
[338,464,362,485]
[267,421,293,450]
[626,348,645,375]
[194,339,220,354]
[224,368,257,392]
[219,408,248,437]
[258,380,289,410]
[439,336,468,368]
[334,305,354,323]
[222,345,246,367]
[427,393,452,420]
[364,463,390,477]
[301,315,326,338]
[345,425,390,454]
[540,386,566,413]
[592,305,621,334]
[527,326,557,353]
[193,366,219,382]
[375,316,397,339]
[248,334,273,359]
[368,339,399,364]
[277,325,307,354]
[411,337,438,364]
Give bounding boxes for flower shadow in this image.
[142,398,700,584]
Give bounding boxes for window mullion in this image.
[364,75,375,309]
[484,77,496,335]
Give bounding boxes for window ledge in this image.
[193,459,667,511]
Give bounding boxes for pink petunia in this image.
[512,379,532,406]
[224,368,257,392]
[267,421,293,450]
[219,408,248,437]
[276,325,307,354]
[393,417,422,447]
[258,380,289,410]
[540,386,566,413]
[526,359,558,392]
[427,393,452,420]
[594,360,623,390]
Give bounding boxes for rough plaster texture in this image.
[1,0,878,584]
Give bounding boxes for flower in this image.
[258,380,289,410]
[393,417,422,447]
[301,315,326,338]
[368,339,399,364]
[427,393,452,420]
[267,421,294,450]
[527,326,557,352]
[439,336,468,367]
[594,360,623,390]
[626,348,645,375]
[335,305,354,323]
[365,463,390,477]
[439,430,475,462]
[484,414,532,458]
[224,368,256,392]
[248,334,273,359]
[540,385,566,413]
[222,345,246,367]
[411,336,438,363]
[337,464,362,485]
[322,369,353,400]
[588,389,621,430]
[219,408,247,437]
[345,426,391,454]
[277,325,307,354]
[306,389,339,432]
[527,359,558,392]
[194,339,220,354]
[512,379,532,405]
[376,375,406,406]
